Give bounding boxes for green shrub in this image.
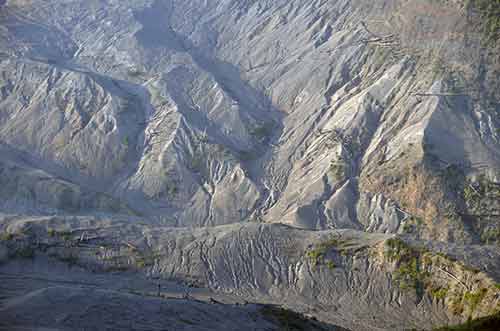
[306,236,342,268]
[394,256,427,291]
[326,260,336,270]
[464,288,488,313]
[384,238,429,297]
[306,249,324,266]
[403,222,414,233]
[431,287,449,300]
[385,238,413,261]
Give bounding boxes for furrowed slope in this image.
[1,0,498,241]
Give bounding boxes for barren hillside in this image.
[0,1,499,330]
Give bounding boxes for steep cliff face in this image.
[0,1,499,330]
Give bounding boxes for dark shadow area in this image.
[433,311,500,331]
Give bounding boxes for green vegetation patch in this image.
[462,175,500,244]
[326,260,336,270]
[384,238,429,297]
[464,288,489,313]
[469,0,500,42]
[384,238,498,318]
[430,287,449,300]
[306,236,342,268]
[402,217,425,234]
[306,237,367,269]
[480,228,500,245]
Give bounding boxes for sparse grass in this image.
[387,241,500,318]
[105,264,130,272]
[134,250,162,269]
[463,182,482,210]
[60,232,72,242]
[462,175,500,244]
[468,0,500,43]
[430,55,448,80]
[250,123,274,142]
[394,257,428,293]
[58,253,79,266]
[403,222,414,234]
[329,162,346,181]
[48,229,72,241]
[13,247,35,259]
[99,247,162,272]
[371,45,391,70]
[480,228,500,245]
[306,249,324,266]
[187,153,203,172]
[136,259,147,268]
[238,150,257,161]
[326,260,336,270]
[47,228,56,237]
[402,217,425,234]
[164,181,178,198]
[434,251,456,262]
[433,310,500,331]
[0,232,14,241]
[385,238,414,262]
